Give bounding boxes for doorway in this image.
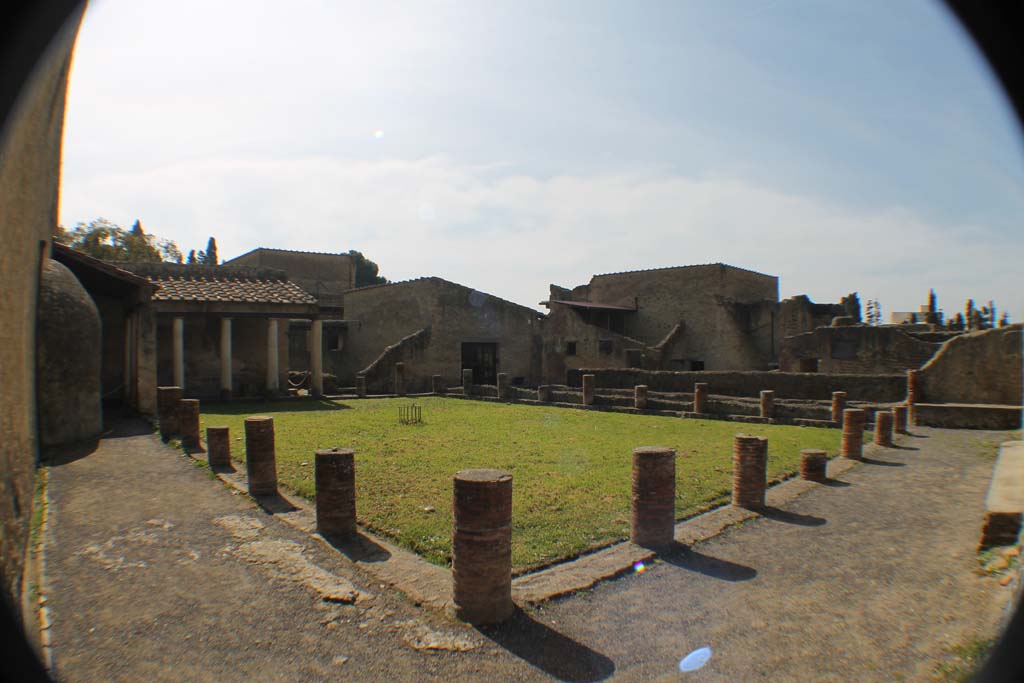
[461,342,498,385]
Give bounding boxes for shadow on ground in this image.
[202,399,350,415]
[759,506,826,527]
[823,478,852,488]
[321,531,392,563]
[478,608,615,682]
[659,542,757,582]
[861,456,905,467]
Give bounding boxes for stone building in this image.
[776,295,845,342]
[224,247,356,312]
[540,263,779,382]
[339,277,544,392]
[778,323,946,374]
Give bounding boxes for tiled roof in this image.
[593,262,776,279]
[148,274,317,305]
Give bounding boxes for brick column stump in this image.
[893,404,908,434]
[693,383,708,414]
[394,362,406,397]
[244,416,278,496]
[732,435,768,509]
[355,374,366,398]
[800,449,828,483]
[759,390,775,419]
[630,447,676,548]
[582,374,595,406]
[634,385,648,410]
[907,369,920,424]
[841,409,867,459]
[831,391,847,426]
[462,369,473,396]
[206,426,231,469]
[315,448,357,537]
[452,469,514,625]
[537,385,551,402]
[178,399,201,450]
[874,410,894,447]
[497,373,509,400]
[432,375,446,395]
[157,386,183,440]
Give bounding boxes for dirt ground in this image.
[41,419,1015,681]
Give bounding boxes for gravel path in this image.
[43,420,1014,682]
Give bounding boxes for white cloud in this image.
[60,155,1023,321]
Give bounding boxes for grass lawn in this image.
[200,397,840,572]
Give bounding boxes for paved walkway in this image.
[42,420,1014,682]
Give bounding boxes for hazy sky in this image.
[61,0,1024,318]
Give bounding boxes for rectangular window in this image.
[598,339,614,355]
[799,358,820,373]
[326,331,341,351]
[690,360,705,371]
[566,341,577,356]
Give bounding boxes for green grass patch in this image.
[932,637,994,682]
[201,398,839,571]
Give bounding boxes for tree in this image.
[948,312,965,331]
[348,250,388,287]
[57,217,182,263]
[203,237,218,265]
[999,312,1011,327]
[840,292,861,322]
[187,249,197,265]
[965,299,976,330]
[927,289,937,315]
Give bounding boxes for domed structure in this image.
[37,258,102,447]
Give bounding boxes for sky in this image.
[60,0,1024,319]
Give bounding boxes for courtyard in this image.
[200,397,840,571]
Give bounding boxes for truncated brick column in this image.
[693,383,708,414]
[537,385,551,402]
[315,448,356,537]
[841,409,867,459]
[634,385,648,410]
[206,426,231,469]
[893,404,908,434]
[800,449,827,483]
[178,399,201,450]
[582,374,595,406]
[356,374,367,398]
[452,469,514,625]
[732,435,768,509]
[394,362,406,397]
[630,447,676,548]
[497,373,509,400]
[432,375,445,395]
[874,410,894,447]
[462,369,473,396]
[831,391,847,426]
[157,386,183,440]
[759,390,775,419]
[244,416,278,496]
[907,369,920,424]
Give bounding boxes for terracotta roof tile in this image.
[148,274,317,305]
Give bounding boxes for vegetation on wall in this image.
[349,249,388,287]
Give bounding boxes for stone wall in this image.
[566,368,906,402]
[776,295,844,341]
[342,278,543,391]
[779,325,943,374]
[225,249,356,307]
[0,3,84,612]
[918,324,1023,405]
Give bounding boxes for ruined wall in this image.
[566,368,906,402]
[918,324,1023,405]
[779,325,943,374]
[226,249,356,307]
[540,308,651,385]
[776,295,843,341]
[343,278,542,390]
[0,3,84,611]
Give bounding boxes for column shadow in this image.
[860,456,905,467]
[758,506,826,527]
[320,531,392,563]
[477,608,615,682]
[252,492,298,513]
[822,479,851,488]
[659,542,757,582]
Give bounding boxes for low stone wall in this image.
[918,325,1022,405]
[566,368,905,402]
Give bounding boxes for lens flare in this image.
[632,561,646,573]
[679,646,712,672]
[373,130,384,139]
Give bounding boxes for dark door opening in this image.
[461,342,498,385]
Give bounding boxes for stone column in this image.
[732,435,767,509]
[831,391,847,426]
[537,385,551,402]
[496,373,509,400]
[310,320,324,397]
[431,375,445,395]
[800,449,827,483]
[906,369,920,425]
[693,383,709,414]
[207,426,231,469]
[178,399,201,450]
[874,410,894,448]
[123,320,133,404]
[759,390,775,419]
[356,374,367,398]
[266,318,279,395]
[462,368,473,396]
[841,408,866,459]
[244,416,278,495]
[315,448,356,537]
[582,374,595,406]
[172,316,185,390]
[157,386,183,440]
[452,469,514,625]
[634,385,648,410]
[893,405,908,434]
[219,317,232,399]
[630,447,676,548]
[394,362,406,397]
